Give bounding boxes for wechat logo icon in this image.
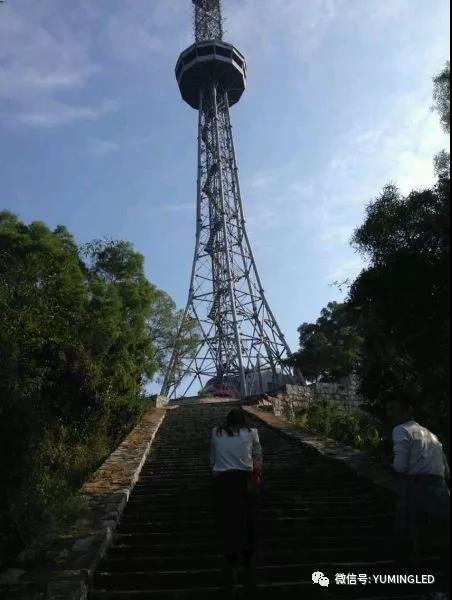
[312,571,330,587]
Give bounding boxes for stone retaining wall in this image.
[256,384,311,419]
[0,407,166,600]
[257,377,364,418]
[312,374,363,410]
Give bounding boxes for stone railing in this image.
[0,407,166,600]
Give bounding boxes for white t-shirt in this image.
[210,426,263,473]
[392,420,450,477]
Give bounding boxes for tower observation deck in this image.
[162,0,303,399]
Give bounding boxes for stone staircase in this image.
[89,401,448,599]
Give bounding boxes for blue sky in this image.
[0,0,450,363]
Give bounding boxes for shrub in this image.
[294,401,382,451]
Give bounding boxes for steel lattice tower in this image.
[162,0,302,399]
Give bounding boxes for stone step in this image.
[101,548,440,572]
[131,479,376,493]
[131,479,373,494]
[111,534,391,555]
[117,514,384,529]
[95,560,443,590]
[121,507,381,522]
[90,403,448,600]
[122,502,394,523]
[90,582,428,600]
[116,520,389,537]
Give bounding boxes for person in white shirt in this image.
[210,408,263,598]
[386,396,450,562]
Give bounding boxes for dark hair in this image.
[385,388,416,411]
[386,397,413,410]
[385,383,420,410]
[216,408,251,437]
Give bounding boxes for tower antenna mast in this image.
[193,0,223,42]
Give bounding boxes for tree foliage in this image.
[348,174,449,435]
[288,301,363,383]
[432,61,450,133]
[0,214,185,560]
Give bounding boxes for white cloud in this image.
[348,95,446,195]
[225,0,447,263]
[310,87,447,283]
[104,14,163,63]
[245,170,276,191]
[368,0,411,21]
[239,76,448,288]
[86,137,120,157]
[0,64,100,95]
[320,223,354,244]
[99,0,191,65]
[245,202,281,233]
[326,256,366,285]
[0,1,115,128]
[5,99,119,128]
[226,0,344,60]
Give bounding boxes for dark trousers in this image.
[212,469,259,560]
[394,474,450,562]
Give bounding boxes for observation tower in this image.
[162,0,303,399]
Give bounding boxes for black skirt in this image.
[212,469,259,556]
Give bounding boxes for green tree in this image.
[347,173,449,435]
[288,301,363,383]
[432,61,450,133]
[0,214,186,562]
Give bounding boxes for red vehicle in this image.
[213,386,237,398]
